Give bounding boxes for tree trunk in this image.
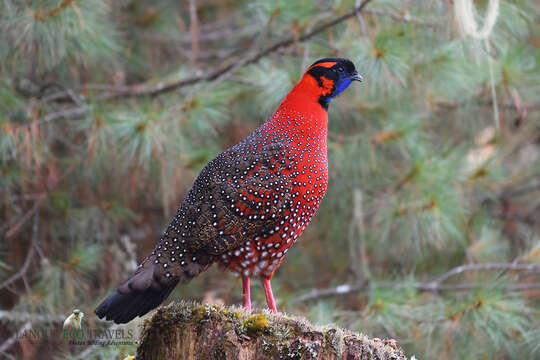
[136,302,407,360]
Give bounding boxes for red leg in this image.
[261,278,278,314]
[242,276,251,312]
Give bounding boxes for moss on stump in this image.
[135,301,407,360]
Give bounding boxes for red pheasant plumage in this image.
[95,58,362,323]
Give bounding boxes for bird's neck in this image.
[282,74,329,118]
[266,74,329,138]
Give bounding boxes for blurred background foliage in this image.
[0,0,539,359]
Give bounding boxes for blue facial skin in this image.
[330,77,353,100]
[322,77,354,109]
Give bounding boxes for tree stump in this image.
[136,301,407,360]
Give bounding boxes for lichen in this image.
[323,328,344,355]
[219,307,243,321]
[243,314,269,336]
[190,305,208,323]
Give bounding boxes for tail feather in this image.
[95,264,179,324]
[95,286,176,323]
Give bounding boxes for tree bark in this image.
[136,302,407,360]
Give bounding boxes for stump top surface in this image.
[136,301,408,360]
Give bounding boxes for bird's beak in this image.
[350,71,363,82]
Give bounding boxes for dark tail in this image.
[95,264,179,324]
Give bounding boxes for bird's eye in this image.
[338,67,344,73]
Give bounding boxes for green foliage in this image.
[250,0,318,32]
[0,0,539,359]
[245,60,296,114]
[1,0,118,75]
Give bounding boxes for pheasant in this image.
[95,58,362,323]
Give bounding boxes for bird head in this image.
[72,309,84,324]
[303,58,362,110]
[63,309,84,330]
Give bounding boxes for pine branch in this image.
[4,155,84,239]
[189,0,200,63]
[60,0,375,101]
[0,322,31,357]
[11,86,88,128]
[0,211,39,290]
[363,9,437,27]
[35,106,87,125]
[4,202,40,239]
[0,310,65,323]
[292,262,540,302]
[33,0,76,20]
[430,262,540,285]
[291,283,366,303]
[501,179,540,198]
[437,100,540,111]
[414,283,540,291]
